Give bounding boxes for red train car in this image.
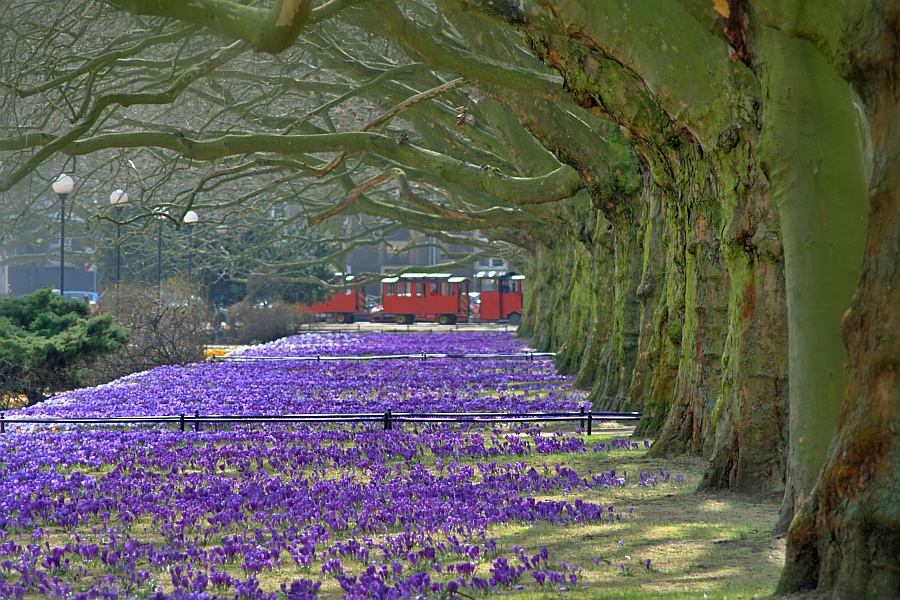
[302,274,366,323]
[380,273,470,325]
[474,271,524,325]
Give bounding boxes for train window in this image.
[398,282,411,296]
[481,279,498,292]
[416,283,425,297]
[508,280,519,292]
[386,283,395,296]
[429,282,439,295]
[440,282,451,296]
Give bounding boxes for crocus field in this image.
[0,332,695,600]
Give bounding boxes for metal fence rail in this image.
[216,351,557,363]
[0,409,640,436]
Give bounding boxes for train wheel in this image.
[508,312,521,326]
[438,314,452,326]
[396,314,409,325]
[335,313,348,324]
[345,313,355,324]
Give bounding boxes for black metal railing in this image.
[215,351,556,363]
[1,409,640,436]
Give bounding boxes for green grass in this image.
[467,453,782,600]
[8,429,783,600]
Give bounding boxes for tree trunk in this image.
[778,104,900,598]
[756,27,870,532]
[519,12,792,495]
[778,3,900,595]
[626,182,673,430]
[700,160,789,494]
[646,157,728,458]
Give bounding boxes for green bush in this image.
[0,288,129,407]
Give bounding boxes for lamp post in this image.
[183,210,199,284]
[154,211,167,297]
[109,189,128,287]
[52,174,75,296]
[157,223,162,295]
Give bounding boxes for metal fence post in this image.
[1,412,4,434]
[194,409,200,432]
[579,407,585,430]
[421,352,426,362]
[587,411,593,436]
[179,413,185,432]
[384,409,392,431]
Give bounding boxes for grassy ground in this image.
[497,452,785,600]
[22,432,784,599]
[183,429,784,600]
[432,442,783,600]
[258,429,785,599]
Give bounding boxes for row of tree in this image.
[1,0,897,594]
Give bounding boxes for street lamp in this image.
[183,210,199,284]
[154,211,168,297]
[110,189,128,287]
[52,174,75,296]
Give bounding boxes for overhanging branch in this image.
[107,0,314,54]
[62,130,585,205]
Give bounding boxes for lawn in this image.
[0,332,782,599]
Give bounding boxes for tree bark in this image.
[646,157,728,457]
[778,2,900,595]
[624,180,671,422]
[701,160,789,494]
[591,212,644,410]
[755,26,870,532]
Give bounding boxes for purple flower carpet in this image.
[0,332,677,599]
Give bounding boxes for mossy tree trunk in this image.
[625,180,674,426]
[701,152,789,494]
[515,1,790,494]
[755,25,870,531]
[589,210,645,410]
[646,156,728,458]
[778,2,900,595]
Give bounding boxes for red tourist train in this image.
[303,271,524,325]
[301,274,367,324]
[379,273,470,325]
[473,270,524,325]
